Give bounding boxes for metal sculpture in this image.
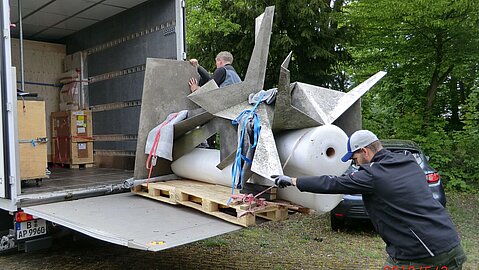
[133,6,386,190]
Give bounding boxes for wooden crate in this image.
[133,180,288,227]
[52,139,93,165]
[51,110,92,142]
[72,141,94,164]
[17,99,48,180]
[51,110,94,165]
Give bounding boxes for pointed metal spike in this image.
[281,51,293,69]
[187,81,253,116]
[243,6,275,89]
[250,104,283,180]
[292,82,343,124]
[272,55,323,130]
[327,71,387,124]
[216,152,235,170]
[173,109,213,139]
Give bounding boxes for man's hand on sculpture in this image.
[271,175,293,188]
[188,78,199,92]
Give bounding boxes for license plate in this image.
[15,219,47,240]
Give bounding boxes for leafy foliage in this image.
[186,0,352,89]
[447,87,479,191]
[343,0,479,191]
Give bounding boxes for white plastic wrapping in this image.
[171,125,352,214]
[275,125,351,177]
[275,125,351,213]
[171,148,232,186]
[145,110,188,161]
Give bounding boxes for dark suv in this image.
[330,139,446,231]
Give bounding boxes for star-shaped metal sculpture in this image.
[134,5,386,189]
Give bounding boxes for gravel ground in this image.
[0,192,477,270]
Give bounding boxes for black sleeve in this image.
[296,170,375,194]
[212,67,226,86]
[197,66,211,86]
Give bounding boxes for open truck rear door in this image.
[22,192,240,251]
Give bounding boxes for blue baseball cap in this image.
[341,130,379,162]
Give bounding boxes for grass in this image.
[0,192,476,270]
[172,191,478,269]
[445,191,479,268]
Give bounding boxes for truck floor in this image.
[20,167,133,195]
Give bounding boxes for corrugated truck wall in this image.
[10,39,66,161]
[62,0,178,169]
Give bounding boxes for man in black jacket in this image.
[272,130,466,269]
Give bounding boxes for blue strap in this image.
[228,93,265,204]
[241,155,252,164]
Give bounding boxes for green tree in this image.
[186,0,352,89]
[343,0,479,190]
[448,86,479,191]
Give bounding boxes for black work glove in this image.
[271,175,293,188]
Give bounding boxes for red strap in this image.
[145,112,179,187]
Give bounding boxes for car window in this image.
[389,149,426,169]
[412,152,425,168]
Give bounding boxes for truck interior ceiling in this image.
[9,0,179,197]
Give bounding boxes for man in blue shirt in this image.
[187,51,242,149]
[188,51,241,92]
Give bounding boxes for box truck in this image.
[0,0,240,252]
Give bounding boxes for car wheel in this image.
[330,213,345,231]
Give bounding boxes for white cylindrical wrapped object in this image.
[171,148,232,186]
[171,125,351,214]
[275,125,351,177]
[275,125,351,214]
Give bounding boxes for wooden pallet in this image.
[52,163,95,169]
[132,180,288,227]
[69,163,94,169]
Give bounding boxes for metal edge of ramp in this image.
[23,193,241,251]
